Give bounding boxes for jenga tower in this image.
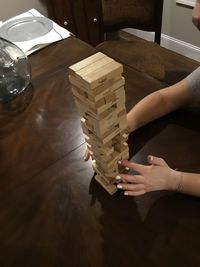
[69,52,129,195]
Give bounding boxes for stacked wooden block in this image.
[68,52,129,195]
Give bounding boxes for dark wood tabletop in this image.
[0,36,200,267]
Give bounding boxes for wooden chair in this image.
[100,0,164,44]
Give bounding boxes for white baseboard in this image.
[124,28,200,62]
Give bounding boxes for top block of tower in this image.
[69,52,123,90]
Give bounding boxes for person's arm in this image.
[116,156,200,197]
[84,66,200,161]
[127,79,193,132]
[84,79,192,160]
[192,0,200,30]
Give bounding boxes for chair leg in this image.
[154,30,161,44]
[154,0,164,44]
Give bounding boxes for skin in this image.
[192,0,200,31]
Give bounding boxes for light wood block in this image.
[69,52,106,74]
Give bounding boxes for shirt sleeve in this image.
[185,66,200,100]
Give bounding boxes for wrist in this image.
[167,169,183,191]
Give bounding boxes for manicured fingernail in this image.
[149,155,153,161]
[115,175,121,180]
[118,160,122,164]
[117,184,123,189]
[124,192,129,196]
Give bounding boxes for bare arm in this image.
[84,78,194,160]
[127,79,194,132]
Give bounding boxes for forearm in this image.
[178,172,200,197]
[127,79,191,132]
[127,90,170,132]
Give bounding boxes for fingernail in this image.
[117,184,123,189]
[148,155,153,161]
[124,192,129,196]
[118,160,122,165]
[115,175,121,180]
[125,167,130,171]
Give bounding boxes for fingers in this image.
[124,190,146,196]
[118,174,145,184]
[147,155,168,167]
[83,149,90,161]
[117,183,145,191]
[117,175,146,196]
[119,160,146,174]
[117,182,146,196]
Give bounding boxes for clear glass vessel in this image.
[0,37,31,103]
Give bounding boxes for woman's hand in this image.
[192,1,200,30]
[116,156,182,196]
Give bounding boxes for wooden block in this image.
[72,61,123,90]
[87,142,114,157]
[118,115,128,132]
[95,174,118,195]
[77,56,114,77]
[114,141,129,153]
[92,161,115,184]
[114,86,126,103]
[92,77,125,101]
[94,160,119,175]
[84,61,123,88]
[112,132,129,145]
[83,108,127,139]
[69,52,106,74]
[93,160,113,175]
[72,86,104,111]
[69,75,124,100]
[80,117,94,136]
[96,98,124,115]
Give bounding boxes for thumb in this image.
[147,155,168,167]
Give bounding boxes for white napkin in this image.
[0,9,71,55]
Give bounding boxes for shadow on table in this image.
[89,176,200,266]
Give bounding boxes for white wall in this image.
[162,0,200,47]
[0,0,47,22]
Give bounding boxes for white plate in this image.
[0,16,53,42]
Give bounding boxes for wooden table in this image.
[1,36,200,267]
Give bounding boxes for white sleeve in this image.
[185,66,200,100]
